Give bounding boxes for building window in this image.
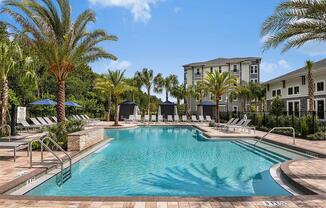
[294,86,300,94]
[250,79,258,83]
[288,87,293,95]
[233,106,238,112]
[272,89,281,97]
[272,90,276,97]
[219,66,222,73]
[277,89,281,96]
[287,101,300,117]
[250,65,258,74]
[316,81,324,92]
[302,76,306,85]
[210,67,213,73]
[282,80,286,88]
[196,69,200,75]
[233,65,237,72]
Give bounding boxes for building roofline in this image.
[183,57,261,68]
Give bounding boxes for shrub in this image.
[300,116,308,138]
[307,132,326,140]
[270,96,285,116]
[46,120,85,150]
[209,122,216,127]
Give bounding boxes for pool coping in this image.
[1,124,324,200]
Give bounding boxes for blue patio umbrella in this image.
[65,101,81,107]
[30,99,57,106]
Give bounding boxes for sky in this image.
[1,0,326,94]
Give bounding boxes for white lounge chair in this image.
[228,119,253,133]
[76,115,83,120]
[158,115,163,122]
[126,115,135,122]
[167,115,173,122]
[52,116,58,123]
[225,119,246,132]
[44,117,56,125]
[151,115,157,122]
[37,117,52,126]
[174,115,180,122]
[191,115,198,122]
[30,118,45,126]
[16,120,41,131]
[182,115,187,122]
[205,116,212,122]
[144,115,150,122]
[198,115,204,122]
[135,115,142,121]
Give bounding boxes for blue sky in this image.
[2,0,326,83]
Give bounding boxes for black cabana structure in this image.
[118,100,138,120]
[197,101,216,119]
[158,101,177,119]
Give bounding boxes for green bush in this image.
[300,116,308,138]
[46,120,85,150]
[307,132,326,140]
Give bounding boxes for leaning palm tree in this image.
[204,71,237,123]
[306,60,315,112]
[134,68,162,116]
[2,0,117,122]
[261,0,326,52]
[0,41,31,127]
[96,70,135,125]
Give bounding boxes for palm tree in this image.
[0,41,31,126]
[171,84,194,116]
[155,74,179,102]
[2,0,117,122]
[306,60,315,112]
[95,70,135,125]
[261,0,326,52]
[204,71,237,123]
[193,81,208,104]
[134,68,161,116]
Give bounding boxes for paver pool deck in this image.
[0,122,326,207]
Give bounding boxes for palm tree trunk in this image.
[56,80,65,123]
[0,79,9,127]
[184,98,189,116]
[308,70,315,112]
[114,96,119,125]
[165,90,168,102]
[215,96,220,123]
[147,88,151,116]
[106,95,111,121]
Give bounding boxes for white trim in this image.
[307,98,326,121]
[286,100,301,117]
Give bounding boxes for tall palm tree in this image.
[306,60,315,112]
[261,0,326,52]
[0,41,31,126]
[2,0,117,122]
[134,68,161,116]
[95,70,135,125]
[155,74,179,102]
[193,81,208,104]
[171,84,194,116]
[204,71,237,123]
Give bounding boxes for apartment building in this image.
[183,57,261,115]
[265,58,326,120]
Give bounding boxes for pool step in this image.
[232,140,288,163]
[56,167,72,186]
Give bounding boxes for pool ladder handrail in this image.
[29,134,72,186]
[254,127,296,146]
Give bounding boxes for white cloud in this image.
[89,0,160,23]
[108,60,132,70]
[261,59,291,74]
[278,59,290,69]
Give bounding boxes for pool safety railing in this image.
[29,134,72,186]
[255,127,296,146]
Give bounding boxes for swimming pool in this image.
[27,126,307,197]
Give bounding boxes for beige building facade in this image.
[183,57,261,116]
[264,58,326,120]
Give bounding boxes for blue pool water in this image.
[27,126,299,197]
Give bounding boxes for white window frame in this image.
[287,86,300,96]
[315,80,325,93]
[287,100,301,116]
[250,65,258,74]
[272,88,282,97]
[307,98,326,121]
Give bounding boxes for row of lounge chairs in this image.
[126,115,212,122]
[17,115,91,131]
[218,118,255,133]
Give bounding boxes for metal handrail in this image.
[29,134,72,186]
[255,127,296,145]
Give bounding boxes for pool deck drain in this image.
[1,122,326,207]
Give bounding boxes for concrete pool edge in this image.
[6,139,112,195]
